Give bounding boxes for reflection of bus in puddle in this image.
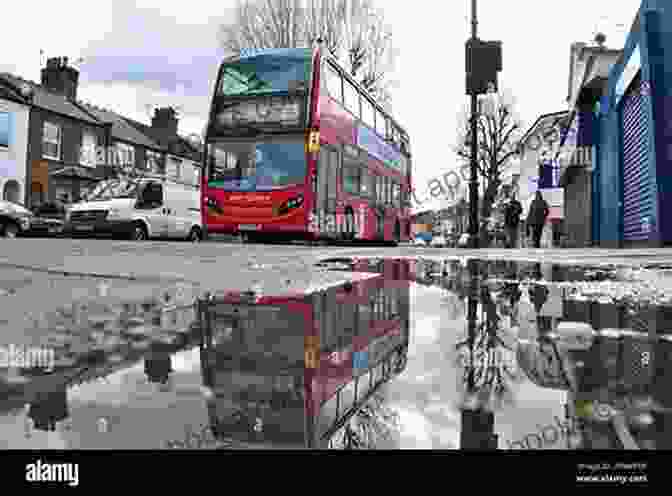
[198,259,410,448]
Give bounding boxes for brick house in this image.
[1,58,108,206]
[124,107,203,188]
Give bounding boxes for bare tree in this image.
[453,89,523,231]
[331,389,400,449]
[218,0,396,107]
[454,285,526,412]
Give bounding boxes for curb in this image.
[0,261,190,283]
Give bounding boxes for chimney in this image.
[40,56,79,100]
[151,107,179,140]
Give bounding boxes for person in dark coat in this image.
[526,191,550,248]
[503,192,523,248]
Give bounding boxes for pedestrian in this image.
[526,191,550,248]
[503,192,523,248]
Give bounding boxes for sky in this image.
[0,0,643,211]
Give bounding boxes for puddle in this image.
[1,256,671,450]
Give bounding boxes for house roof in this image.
[77,102,162,150]
[0,79,29,105]
[123,117,202,163]
[0,73,103,126]
[518,111,570,147]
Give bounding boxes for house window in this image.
[42,121,61,160]
[343,80,360,118]
[146,150,163,174]
[166,157,182,180]
[114,143,135,167]
[80,130,97,167]
[375,110,386,138]
[0,112,10,148]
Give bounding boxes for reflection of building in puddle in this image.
[519,298,672,449]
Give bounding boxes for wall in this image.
[646,4,672,245]
[0,98,30,204]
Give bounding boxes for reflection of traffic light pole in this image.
[460,260,498,449]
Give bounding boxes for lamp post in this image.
[468,0,479,248]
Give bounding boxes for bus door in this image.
[316,147,339,236]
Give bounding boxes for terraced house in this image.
[1,56,203,206]
[1,58,107,206]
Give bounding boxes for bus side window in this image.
[393,182,400,207]
[373,174,379,202]
[342,163,360,195]
[327,148,339,208]
[361,98,375,130]
[325,63,342,103]
[360,169,371,197]
[375,109,386,138]
[343,79,360,119]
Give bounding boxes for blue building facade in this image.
[597,0,672,247]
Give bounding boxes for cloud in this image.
[73,1,228,134]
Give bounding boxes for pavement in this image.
[3,238,672,347]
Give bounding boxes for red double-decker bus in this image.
[201,44,412,244]
[198,259,411,448]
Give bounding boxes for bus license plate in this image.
[74,225,94,231]
[239,224,259,231]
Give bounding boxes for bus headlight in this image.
[205,197,224,214]
[277,195,304,215]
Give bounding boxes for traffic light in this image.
[466,39,502,95]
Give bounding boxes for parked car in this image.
[64,176,203,241]
[23,201,68,237]
[0,200,33,238]
[430,235,447,248]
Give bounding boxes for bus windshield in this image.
[218,49,312,97]
[86,179,139,201]
[206,138,307,191]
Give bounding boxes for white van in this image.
[64,176,203,241]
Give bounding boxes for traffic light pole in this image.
[468,0,479,248]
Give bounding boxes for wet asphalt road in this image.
[2,239,672,450]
